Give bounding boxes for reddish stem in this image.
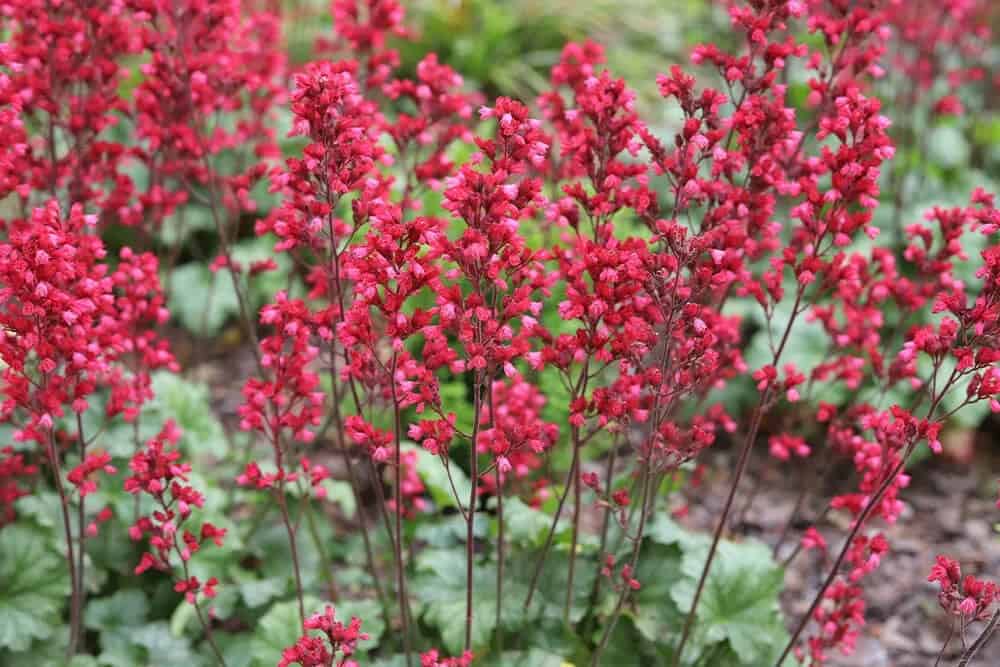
[674,286,806,667]
[957,610,1000,667]
[389,355,414,667]
[776,366,959,664]
[465,375,482,651]
[494,465,505,653]
[523,441,578,610]
[275,481,306,624]
[75,413,88,650]
[46,431,80,656]
[591,461,655,664]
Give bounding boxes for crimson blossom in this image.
[279,605,369,667]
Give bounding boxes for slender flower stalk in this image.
[957,610,1000,667]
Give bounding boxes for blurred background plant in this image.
[285,0,721,109]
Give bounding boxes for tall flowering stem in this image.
[0,202,173,653]
[261,6,477,653]
[338,183,446,662]
[422,97,550,649]
[127,423,228,666]
[777,191,1000,665]
[670,2,897,663]
[239,295,326,622]
[524,38,652,614]
[262,57,394,627]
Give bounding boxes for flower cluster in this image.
[928,555,998,621]
[129,0,284,230]
[67,452,116,498]
[239,293,325,447]
[126,423,226,606]
[476,375,559,493]
[420,649,475,667]
[0,0,139,216]
[279,605,369,667]
[0,446,36,527]
[104,247,177,421]
[0,202,112,435]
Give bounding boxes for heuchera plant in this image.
[0,0,998,666]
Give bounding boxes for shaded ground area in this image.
[682,440,1000,666]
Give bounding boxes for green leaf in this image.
[0,525,70,652]
[478,649,567,667]
[146,372,228,457]
[496,497,552,547]
[645,515,708,553]
[156,204,217,247]
[86,598,196,667]
[508,547,597,625]
[515,617,588,661]
[629,542,685,645]
[37,650,101,667]
[403,443,471,511]
[250,596,321,667]
[167,262,239,336]
[318,479,357,517]
[412,548,529,654]
[86,589,150,632]
[213,632,256,667]
[67,657,100,667]
[170,601,197,638]
[671,538,788,664]
[592,615,652,667]
[428,591,490,654]
[129,622,197,664]
[415,512,484,548]
[12,491,62,530]
[927,124,970,170]
[1,627,72,667]
[239,577,286,609]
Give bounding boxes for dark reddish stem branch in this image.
[275,480,306,624]
[775,370,956,665]
[957,609,1000,667]
[674,286,806,667]
[465,375,482,651]
[494,465,505,653]
[74,413,88,650]
[523,439,578,610]
[390,354,414,667]
[591,461,655,664]
[45,429,80,656]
